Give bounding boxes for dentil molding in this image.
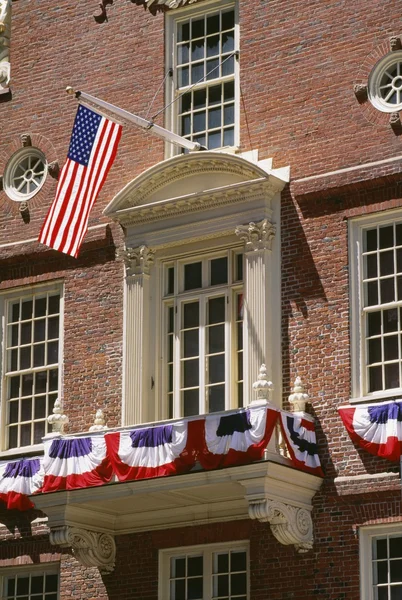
[248,498,314,553]
[49,526,116,574]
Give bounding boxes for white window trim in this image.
[359,522,402,600]
[368,51,402,114]
[158,540,249,600]
[164,0,240,158]
[0,282,64,454]
[349,209,402,403]
[0,562,60,600]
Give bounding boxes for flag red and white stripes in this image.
[38,104,122,258]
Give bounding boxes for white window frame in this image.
[164,0,240,157]
[159,244,244,419]
[360,522,402,600]
[158,540,249,600]
[0,283,64,455]
[350,210,402,402]
[0,563,60,600]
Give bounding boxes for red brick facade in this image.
[0,1,402,599]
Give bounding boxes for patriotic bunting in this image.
[105,421,196,482]
[197,406,278,470]
[279,413,324,476]
[0,406,323,511]
[339,400,402,462]
[0,458,43,511]
[42,436,113,492]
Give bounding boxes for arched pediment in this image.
[104,151,289,226]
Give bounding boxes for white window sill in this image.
[0,443,44,460]
[349,389,402,405]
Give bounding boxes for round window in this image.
[368,51,402,113]
[3,147,48,202]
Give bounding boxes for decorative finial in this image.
[47,398,69,434]
[288,376,309,412]
[89,409,107,431]
[252,364,273,404]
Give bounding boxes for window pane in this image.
[366,254,378,278]
[223,128,235,147]
[210,257,227,285]
[390,537,402,558]
[384,309,398,332]
[208,297,225,324]
[206,13,219,35]
[380,250,394,276]
[384,336,398,361]
[376,538,388,560]
[184,263,202,290]
[207,34,220,57]
[208,355,224,383]
[208,384,225,413]
[45,573,58,592]
[191,18,204,38]
[191,39,204,61]
[231,551,247,572]
[380,226,394,248]
[188,577,203,600]
[208,324,225,354]
[381,278,395,303]
[184,302,199,328]
[231,572,247,594]
[184,330,199,357]
[184,359,199,387]
[222,10,235,30]
[188,556,203,576]
[222,31,234,53]
[385,363,399,388]
[183,389,199,416]
[194,89,206,109]
[16,577,30,594]
[369,366,383,391]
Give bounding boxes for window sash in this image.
[0,286,63,451]
[166,0,239,153]
[0,566,59,600]
[162,250,243,418]
[159,542,249,600]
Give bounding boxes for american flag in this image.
[38,104,122,258]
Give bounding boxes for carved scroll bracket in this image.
[49,526,116,574]
[116,244,155,276]
[235,218,276,252]
[248,498,314,553]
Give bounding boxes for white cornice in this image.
[104,152,289,223]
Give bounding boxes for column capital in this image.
[235,218,276,252]
[117,245,155,276]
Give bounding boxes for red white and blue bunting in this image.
[339,400,402,462]
[0,458,43,511]
[279,413,324,476]
[0,406,323,511]
[197,406,278,470]
[42,436,113,492]
[105,421,195,481]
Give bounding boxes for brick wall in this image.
[1,0,402,598]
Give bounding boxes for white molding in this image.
[33,460,322,553]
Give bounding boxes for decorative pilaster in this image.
[49,526,116,574]
[0,0,11,93]
[117,245,155,426]
[248,498,314,553]
[235,219,278,407]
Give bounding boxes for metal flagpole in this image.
[66,87,204,152]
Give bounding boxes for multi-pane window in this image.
[361,221,402,393]
[170,2,238,151]
[3,569,59,600]
[160,543,248,600]
[1,287,62,449]
[371,533,402,599]
[163,250,243,418]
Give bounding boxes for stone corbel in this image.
[116,244,155,277]
[248,498,313,553]
[235,218,276,252]
[49,526,116,574]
